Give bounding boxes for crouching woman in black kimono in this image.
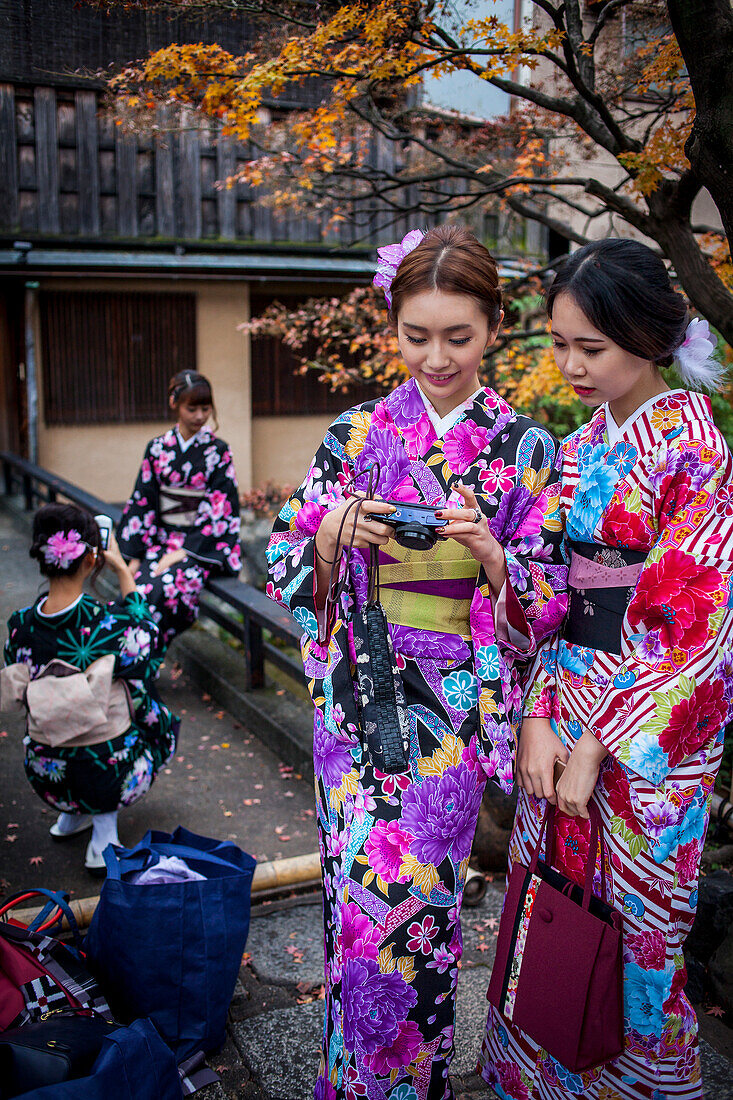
[1,504,179,874]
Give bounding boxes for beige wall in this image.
[33,274,345,498]
[36,278,251,501]
[252,415,332,489]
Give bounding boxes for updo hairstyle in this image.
[546,239,688,369]
[29,503,103,581]
[168,371,217,426]
[389,225,503,330]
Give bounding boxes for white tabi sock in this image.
[90,811,120,854]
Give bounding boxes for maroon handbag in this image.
[487,800,624,1072]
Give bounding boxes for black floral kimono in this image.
[118,426,242,653]
[266,379,568,1100]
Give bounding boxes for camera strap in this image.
[319,462,409,773]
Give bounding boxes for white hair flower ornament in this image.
[674,317,726,391]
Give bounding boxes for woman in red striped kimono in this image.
[479,239,733,1100]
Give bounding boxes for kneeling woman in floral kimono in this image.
[266,225,568,1099]
[2,504,179,874]
[479,239,733,1099]
[118,371,242,659]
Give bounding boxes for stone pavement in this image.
[1,500,732,1098]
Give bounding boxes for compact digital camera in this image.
[94,513,113,551]
[365,502,444,551]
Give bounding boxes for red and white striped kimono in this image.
[479,389,733,1099]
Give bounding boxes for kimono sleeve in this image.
[3,611,23,666]
[266,419,354,642]
[486,426,568,662]
[587,430,733,786]
[183,442,242,575]
[522,636,560,720]
[117,442,160,559]
[99,592,162,679]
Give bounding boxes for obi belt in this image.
[159,486,206,529]
[377,540,480,641]
[564,541,647,656]
[0,655,134,747]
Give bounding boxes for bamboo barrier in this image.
[9,851,492,930]
[10,851,323,932]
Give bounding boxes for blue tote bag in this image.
[16,1018,181,1100]
[85,826,256,1059]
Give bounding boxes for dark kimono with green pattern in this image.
[4,592,179,814]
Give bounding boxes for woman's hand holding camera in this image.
[313,496,395,608]
[435,483,506,593]
[315,496,396,558]
[102,534,137,597]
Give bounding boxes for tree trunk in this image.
[653,214,733,346]
[667,0,733,248]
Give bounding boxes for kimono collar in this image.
[416,383,484,439]
[175,425,211,452]
[36,592,85,619]
[598,388,714,447]
[382,377,510,437]
[604,388,688,445]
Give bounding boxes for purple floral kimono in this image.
[118,426,241,654]
[267,379,567,1099]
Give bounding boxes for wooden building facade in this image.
[0,0,541,497]
[0,1,392,496]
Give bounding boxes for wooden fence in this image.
[0,83,422,248]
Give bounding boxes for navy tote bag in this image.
[15,1019,181,1100]
[85,826,256,1059]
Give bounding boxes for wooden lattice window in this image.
[40,290,196,425]
[250,294,381,416]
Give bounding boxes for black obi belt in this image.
[564,541,647,656]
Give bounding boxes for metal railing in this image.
[0,451,305,692]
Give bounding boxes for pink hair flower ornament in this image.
[674,317,726,391]
[373,229,425,308]
[41,529,89,569]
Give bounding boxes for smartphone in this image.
[94,514,113,551]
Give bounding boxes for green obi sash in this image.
[377,540,479,640]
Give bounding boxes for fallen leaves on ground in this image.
[29,856,43,866]
[296,980,325,1004]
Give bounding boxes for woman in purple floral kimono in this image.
[266,226,568,1099]
[118,371,241,657]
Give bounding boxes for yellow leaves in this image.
[416,732,463,777]
[396,955,416,984]
[479,688,500,717]
[501,344,578,412]
[329,768,359,811]
[399,853,439,896]
[615,34,693,196]
[345,410,373,458]
[378,943,396,973]
[619,110,695,196]
[700,234,733,294]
